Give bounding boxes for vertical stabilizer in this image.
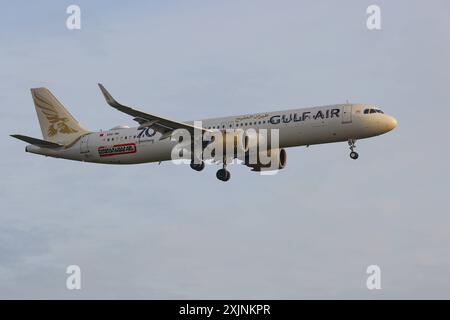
[30,88,89,145]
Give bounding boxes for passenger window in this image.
[364,109,369,114]
[370,109,376,114]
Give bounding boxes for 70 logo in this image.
[137,127,156,138]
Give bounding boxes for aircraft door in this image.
[342,105,352,124]
[80,134,90,153]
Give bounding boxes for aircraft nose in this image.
[384,116,397,132]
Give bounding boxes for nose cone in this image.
[384,116,397,132]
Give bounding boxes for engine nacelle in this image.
[245,148,287,172]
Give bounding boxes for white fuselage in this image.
[25,104,397,164]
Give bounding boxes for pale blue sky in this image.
[1,0,450,298]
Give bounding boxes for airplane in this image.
[11,84,397,181]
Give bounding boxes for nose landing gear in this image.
[350,151,359,160]
[348,139,359,160]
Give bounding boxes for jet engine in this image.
[245,148,287,172]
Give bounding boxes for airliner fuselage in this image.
[26,104,396,164]
[12,85,397,181]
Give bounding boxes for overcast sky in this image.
[1,0,450,299]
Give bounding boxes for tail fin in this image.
[30,88,89,145]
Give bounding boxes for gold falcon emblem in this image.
[33,92,78,136]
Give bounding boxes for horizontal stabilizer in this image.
[10,134,63,149]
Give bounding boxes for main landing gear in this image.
[190,160,205,171]
[190,158,231,182]
[348,139,359,160]
[216,162,231,182]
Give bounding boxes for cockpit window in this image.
[364,108,384,114]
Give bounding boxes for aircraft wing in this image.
[98,84,208,139]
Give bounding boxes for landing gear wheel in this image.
[348,139,359,160]
[350,151,359,160]
[190,161,205,171]
[216,168,231,182]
